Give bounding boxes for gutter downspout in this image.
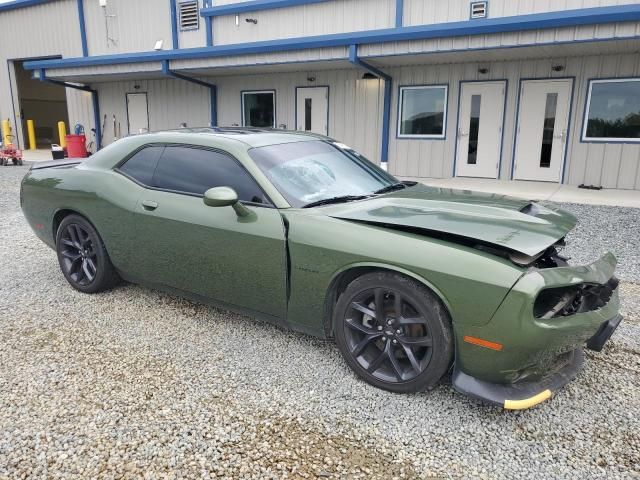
[39,69,102,150]
[161,60,218,126]
[170,0,179,49]
[348,44,391,169]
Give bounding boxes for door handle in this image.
[141,200,158,211]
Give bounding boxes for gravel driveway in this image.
[1,165,639,479]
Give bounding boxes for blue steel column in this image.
[348,45,391,165]
[170,0,179,49]
[395,0,403,27]
[76,0,88,56]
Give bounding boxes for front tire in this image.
[55,214,120,293]
[334,271,453,393]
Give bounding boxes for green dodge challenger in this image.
[20,128,622,409]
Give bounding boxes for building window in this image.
[397,85,448,139]
[242,91,276,128]
[470,1,488,19]
[583,78,640,142]
[179,0,199,31]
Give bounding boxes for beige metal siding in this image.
[81,0,172,55]
[360,22,640,57]
[403,0,630,26]
[214,69,383,162]
[0,0,82,148]
[212,0,395,46]
[94,78,210,142]
[387,52,640,190]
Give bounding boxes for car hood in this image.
[323,185,577,256]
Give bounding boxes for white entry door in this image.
[126,93,149,135]
[513,79,572,182]
[456,81,506,178]
[296,87,328,135]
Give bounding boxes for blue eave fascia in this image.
[23,4,640,71]
[200,0,329,17]
[0,0,56,12]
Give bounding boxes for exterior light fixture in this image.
[478,67,489,74]
[552,65,565,72]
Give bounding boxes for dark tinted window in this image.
[152,146,268,204]
[119,146,164,185]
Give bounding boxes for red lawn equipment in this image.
[0,135,23,166]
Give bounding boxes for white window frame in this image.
[397,85,448,139]
[582,77,640,143]
[241,90,276,128]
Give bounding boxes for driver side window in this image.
[152,145,269,204]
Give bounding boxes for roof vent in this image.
[179,0,199,31]
[470,1,488,19]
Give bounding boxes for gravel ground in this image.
[1,164,639,479]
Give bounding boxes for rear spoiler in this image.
[30,159,83,170]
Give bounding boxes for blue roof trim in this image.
[0,0,55,12]
[24,4,640,71]
[200,0,329,17]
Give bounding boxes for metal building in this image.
[2,0,640,190]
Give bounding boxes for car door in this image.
[118,144,287,320]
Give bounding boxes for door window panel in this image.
[540,93,558,168]
[584,79,640,140]
[152,146,268,204]
[467,94,481,165]
[118,146,164,185]
[398,86,447,138]
[242,91,275,128]
[304,98,312,131]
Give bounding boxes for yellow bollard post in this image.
[2,119,11,146]
[27,120,36,150]
[58,121,67,149]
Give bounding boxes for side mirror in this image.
[203,186,251,217]
[203,186,238,207]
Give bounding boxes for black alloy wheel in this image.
[59,223,98,286]
[56,214,120,293]
[334,272,453,393]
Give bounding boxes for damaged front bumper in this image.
[452,252,622,409]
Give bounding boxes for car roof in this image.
[137,127,333,148]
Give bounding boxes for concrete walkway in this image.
[401,177,640,208]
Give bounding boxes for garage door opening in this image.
[11,60,69,149]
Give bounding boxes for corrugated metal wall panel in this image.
[171,47,348,70]
[94,78,210,143]
[386,52,640,190]
[65,88,97,151]
[359,22,640,57]
[212,0,394,46]
[82,0,172,55]
[404,0,628,26]
[213,69,382,161]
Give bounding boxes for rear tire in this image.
[334,271,453,393]
[55,214,120,293]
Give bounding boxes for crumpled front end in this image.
[452,252,622,409]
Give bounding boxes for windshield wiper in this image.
[373,182,407,195]
[302,195,370,208]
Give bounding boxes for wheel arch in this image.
[322,262,453,338]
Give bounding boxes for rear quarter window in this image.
[118,146,164,185]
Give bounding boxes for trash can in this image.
[65,134,87,158]
[51,144,65,160]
